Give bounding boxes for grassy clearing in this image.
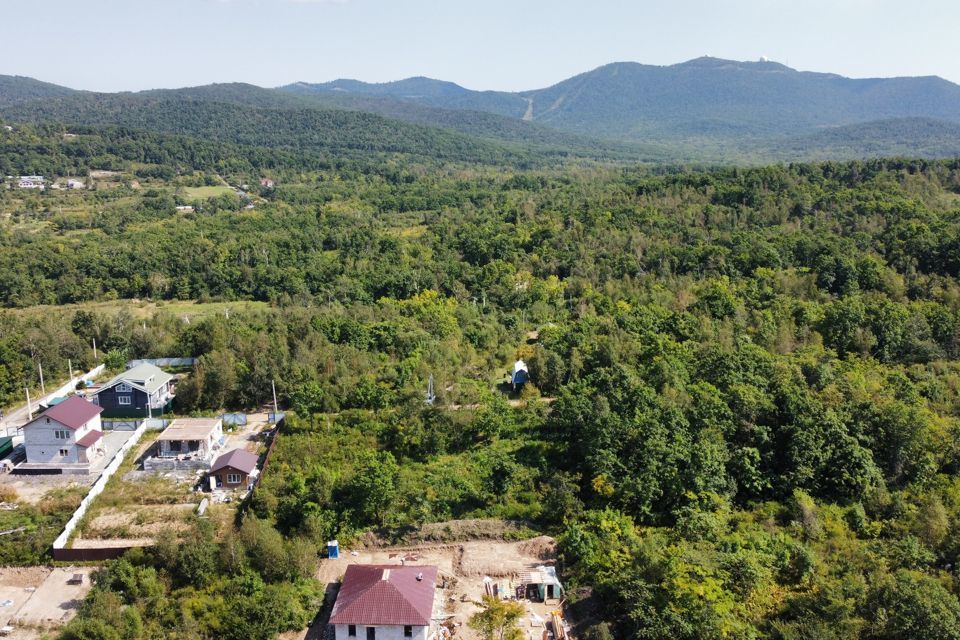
[3,298,270,321]
[0,485,87,564]
[181,185,235,199]
[388,224,428,238]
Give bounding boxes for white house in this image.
[330,565,438,640]
[17,176,45,190]
[22,396,105,467]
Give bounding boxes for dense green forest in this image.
[5,121,960,638]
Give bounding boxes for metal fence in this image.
[102,419,140,431]
[102,418,169,432]
[221,413,247,426]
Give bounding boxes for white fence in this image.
[50,364,105,400]
[126,358,197,369]
[52,419,165,551]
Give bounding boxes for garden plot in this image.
[73,466,203,548]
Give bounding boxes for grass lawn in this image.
[181,185,235,199]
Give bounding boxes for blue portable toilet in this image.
[327,540,340,559]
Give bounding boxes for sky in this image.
[1,0,957,92]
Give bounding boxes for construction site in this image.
[306,535,572,640]
[0,566,95,639]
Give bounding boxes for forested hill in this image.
[284,76,528,118]
[0,95,550,165]
[0,74,78,107]
[7,59,960,163]
[0,83,652,164]
[284,58,960,159]
[258,87,647,159]
[291,58,960,139]
[519,58,960,139]
[769,117,960,161]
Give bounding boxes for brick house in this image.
[330,565,438,640]
[22,396,104,467]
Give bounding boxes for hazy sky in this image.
[1,0,957,92]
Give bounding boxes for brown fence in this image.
[256,416,285,487]
[53,546,140,562]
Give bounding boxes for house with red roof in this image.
[330,564,438,640]
[22,395,104,468]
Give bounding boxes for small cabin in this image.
[208,448,259,490]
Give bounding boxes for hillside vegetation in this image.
[3,120,960,637]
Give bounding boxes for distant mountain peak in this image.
[671,56,795,72]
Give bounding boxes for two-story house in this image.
[330,565,438,640]
[22,395,104,468]
[92,363,175,417]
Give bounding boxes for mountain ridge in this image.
[282,57,960,150]
[4,57,960,162]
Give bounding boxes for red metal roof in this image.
[75,430,103,448]
[330,564,437,626]
[210,449,259,475]
[39,396,103,430]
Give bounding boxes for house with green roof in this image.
[91,363,175,417]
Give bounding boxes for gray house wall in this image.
[23,415,102,464]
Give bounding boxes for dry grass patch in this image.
[0,486,19,503]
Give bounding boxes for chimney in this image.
[382,569,390,581]
[416,572,423,582]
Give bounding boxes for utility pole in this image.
[426,374,436,405]
[37,361,45,396]
[271,379,279,417]
[92,338,97,361]
[68,359,74,383]
[24,386,32,420]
